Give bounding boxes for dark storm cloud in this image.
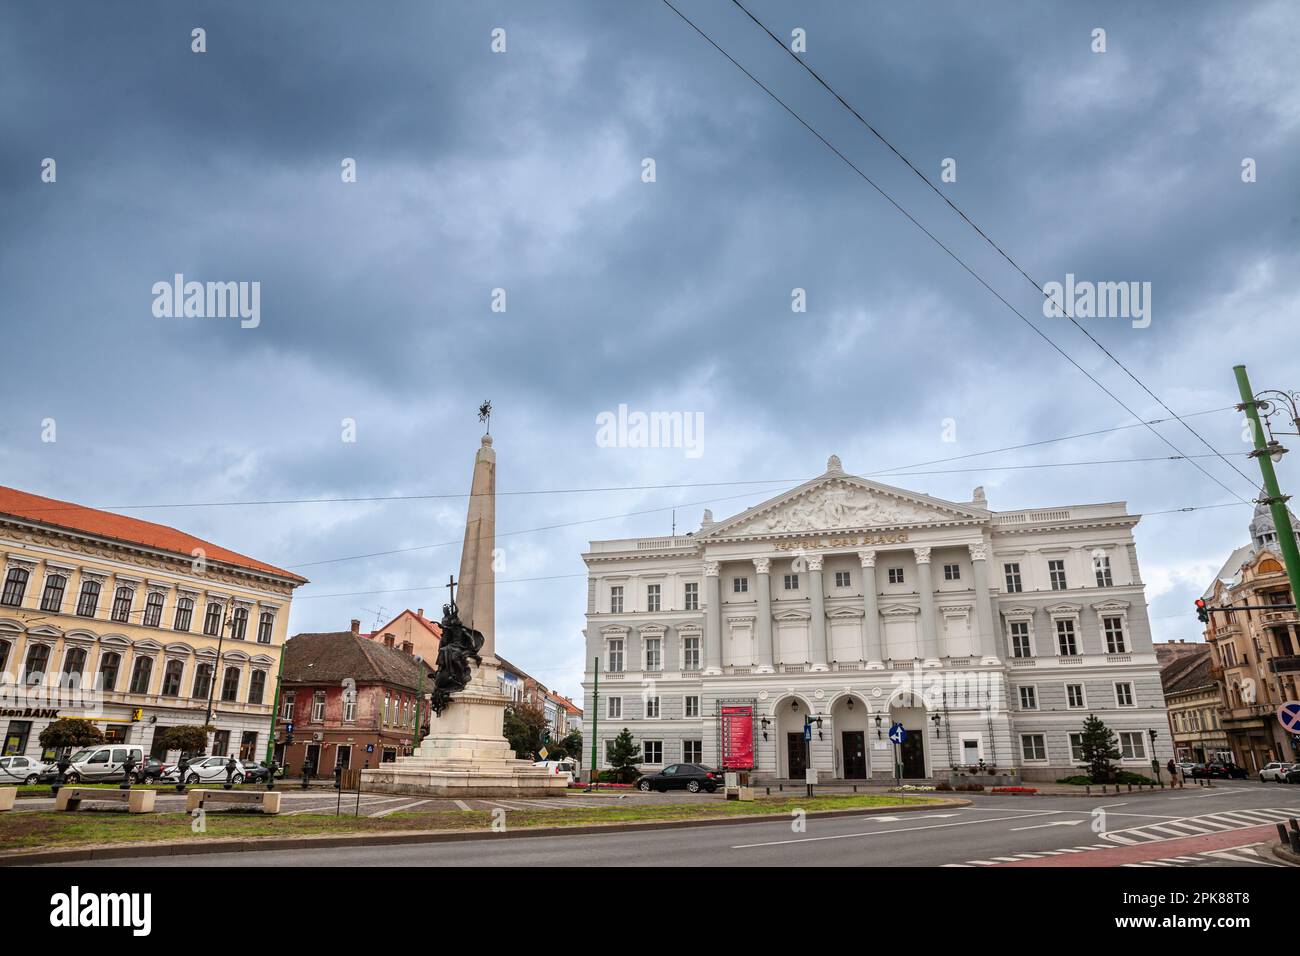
[3,0,1299,699]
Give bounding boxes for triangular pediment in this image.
[702,469,987,539]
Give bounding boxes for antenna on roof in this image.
[672,509,676,536]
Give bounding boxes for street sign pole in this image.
[588,657,599,790]
[1235,365,1300,605]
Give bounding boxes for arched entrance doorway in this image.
[775,695,812,779]
[831,693,870,779]
[889,689,929,779]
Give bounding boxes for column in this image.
[703,561,722,675]
[915,547,940,666]
[806,554,828,671]
[969,543,1000,663]
[859,550,884,669]
[753,558,775,673]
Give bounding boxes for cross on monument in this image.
[445,574,457,606]
[478,399,492,434]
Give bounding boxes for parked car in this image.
[1177,761,1196,776]
[0,755,50,785]
[159,755,246,785]
[1284,763,1300,784]
[636,763,721,793]
[63,745,145,784]
[532,759,579,783]
[240,761,272,784]
[1260,761,1292,782]
[1190,761,1248,780]
[133,757,165,783]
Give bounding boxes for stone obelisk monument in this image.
[360,422,565,797]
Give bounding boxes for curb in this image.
[0,798,969,866]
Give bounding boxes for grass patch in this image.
[0,794,943,853]
[9,782,266,797]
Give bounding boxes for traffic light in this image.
[1195,599,1210,624]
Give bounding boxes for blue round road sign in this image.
[888,722,907,745]
[1278,702,1300,734]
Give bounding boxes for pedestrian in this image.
[1166,757,1177,781]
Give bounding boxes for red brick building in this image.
[277,625,436,777]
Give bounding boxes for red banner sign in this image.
[720,705,754,770]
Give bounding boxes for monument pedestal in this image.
[360,661,567,798]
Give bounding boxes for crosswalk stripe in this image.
[369,800,428,818]
[990,856,1021,862]
[967,860,1000,866]
[1013,853,1041,859]
[453,799,472,811]
[940,863,972,867]
[1056,848,1083,853]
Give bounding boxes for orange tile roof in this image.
[0,485,308,584]
[365,608,443,641]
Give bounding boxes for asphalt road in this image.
[49,780,1300,867]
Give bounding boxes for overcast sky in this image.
[3,1,1299,705]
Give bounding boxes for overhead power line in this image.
[659,0,1253,505]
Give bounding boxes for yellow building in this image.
[0,485,307,761]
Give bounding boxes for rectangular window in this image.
[1048,559,1068,590]
[607,639,624,673]
[282,694,295,721]
[76,580,101,617]
[173,597,194,632]
[609,586,623,614]
[1018,686,1037,710]
[943,563,961,581]
[645,638,661,672]
[342,692,355,722]
[204,603,224,636]
[40,575,66,613]
[1069,732,1084,763]
[111,587,134,623]
[607,697,622,719]
[682,636,700,671]
[684,695,700,718]
[1115,682,1135,707]
[1021,734,1046,761]
[142,591,165,628]
[783,574,799,590]
[1119,731,1145,760]
[645,696,660,718]
[1066,683,1086,708]
[1004,563,1022,593]
[1009,621,1032,658]
[643,740,663,764]
[834,571,851,588]
[684,582,699,610]
[312,691,325,722]
[683,740,702,763]
[1,568,29,607]
[1103,616,1126,654]
[128,657,152,695]
[646,584,661,613]
[1055,619,1078,656]
[887,567,904,585]
[1094,554,1113,588]
[733,577,748,593]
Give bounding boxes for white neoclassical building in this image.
[580,456,1172,782]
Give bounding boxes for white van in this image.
[64,744,144,784]
[532,759,579,784]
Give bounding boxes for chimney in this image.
[384,632,395,648]
[401,641,414,655]
[350,619,360,636]
[417,608,424,618]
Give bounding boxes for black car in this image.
[1285,763,1300,784]
[1190,762,1247,780]
[636,763,721,793]
[134,757,165,783]
[240,761,272,783]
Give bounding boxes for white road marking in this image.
[729,810,1065,850]
[1009,820,1084,831]
[453,800,472,811]
[368,800,429,818]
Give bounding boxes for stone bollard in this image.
[1278,823,1289,845]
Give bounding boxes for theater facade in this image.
[580,456,1172,782]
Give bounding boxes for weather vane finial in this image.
[478,399,492,434]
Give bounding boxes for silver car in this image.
[1260,761,1292,782]
[0,755,49,784]
[64,745,145,784]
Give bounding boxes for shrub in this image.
[1056,775,1093,786]
[991,786,1038,794]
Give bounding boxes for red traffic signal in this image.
[1195,599,1210,624]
